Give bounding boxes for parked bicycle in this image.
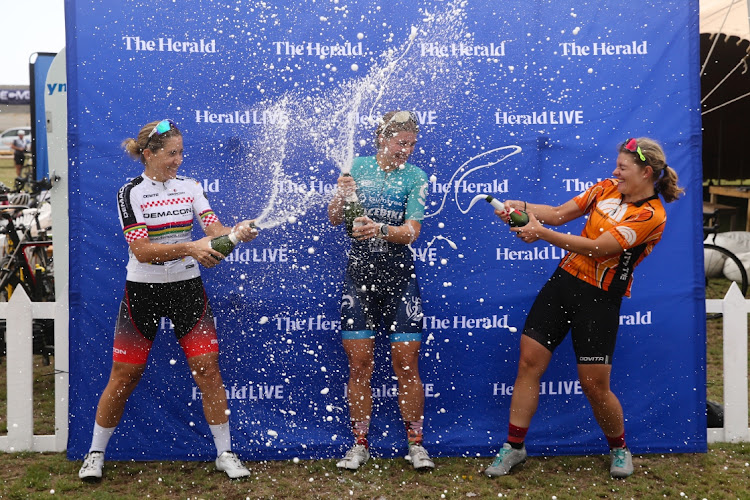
[0,186,55,363]
[703,207,749,320]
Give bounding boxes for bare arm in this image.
[129,236,223,268]
[512,212,623,258]
[501,198,584,226]
[129,219,257,268]
[328,175,356,226]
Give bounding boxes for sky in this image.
[1,0,66,86]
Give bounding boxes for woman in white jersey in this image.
[78,119,257,481]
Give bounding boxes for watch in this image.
[378,223,389,238]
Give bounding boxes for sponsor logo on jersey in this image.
[122,36,217,53]
[495,110,584,126]
[558,41,648,56]
[144,208,193,218]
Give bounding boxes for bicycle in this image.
[703,208,749,320]
[0,199,55,363]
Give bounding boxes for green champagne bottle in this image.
[209,222,256,261]
[485,195,529,227]
[342,173,365,238]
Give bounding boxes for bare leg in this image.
[508,335,554,428]
[342,338,375,421]
[94,361,147,427]
[577,364,624,437]
[390,341,424,421]
[187,352,229,425]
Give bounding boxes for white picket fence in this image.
[0,282,747,451]
[706,282,750,443]
[0,287,68,452]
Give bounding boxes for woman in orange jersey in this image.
[484,137,683,480]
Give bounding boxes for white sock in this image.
[209,422,231,457]
[89,423,116,454]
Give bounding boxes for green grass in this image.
[0,155,18,188]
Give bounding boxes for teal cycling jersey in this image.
[348,156,428,259]
[350,156,428,225]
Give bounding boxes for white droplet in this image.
[409,26,418,40]
[440,259,447,265]
[308,247,315,254]
[320,387,330,395]
[259,316,269,324]
[224,409,231,415]
[508,326,518,333]
[588,68,593,74]
[287,215,297,224]
[572,27,581,35]
[169,359,176,365]
[293,457,300,464]
[351,63,359,71]
[267,429,278,437]
[429,174,438,183]
[438,222,445,229]
[357,32,364,40]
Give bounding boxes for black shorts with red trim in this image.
[112,277,219,364]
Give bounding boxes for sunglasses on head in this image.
[624,138,646,162]
[145,119,176,147]
[388,111,417,124]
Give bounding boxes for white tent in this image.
[700,0,750,117]
[701,0,750,40]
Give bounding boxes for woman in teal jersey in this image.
[328,110,433,470]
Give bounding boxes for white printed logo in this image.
[616,226,637,246]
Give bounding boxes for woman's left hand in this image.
[233,220,259,242]
[511,212,543,243]
[351,216,380,241]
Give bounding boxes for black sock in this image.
[509,441,524,450]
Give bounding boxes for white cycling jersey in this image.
[117,174,219,283]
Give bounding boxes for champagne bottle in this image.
[484,195,529,227]
[209,222,256,261]
[342,173,365,238]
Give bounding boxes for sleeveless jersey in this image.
[117,174,219,283]
[559,178,666,297]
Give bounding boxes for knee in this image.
[580,379,610,404]
[349,357,374,379]
[109,367,143,392]
[392,355,419,379]
[191,361,223,386]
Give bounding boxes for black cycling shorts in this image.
[523,268,623,365]
[112,277,219,364]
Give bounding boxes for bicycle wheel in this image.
[704,243,749,319]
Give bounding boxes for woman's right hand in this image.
[336,174,357,198]
[192,236,224,268]
[496,199,524,223]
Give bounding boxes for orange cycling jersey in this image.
[558,178,666,297]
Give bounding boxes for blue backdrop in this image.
[65,0,706,460]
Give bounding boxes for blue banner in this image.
[30,52,56,181]
[65,0,705,461]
